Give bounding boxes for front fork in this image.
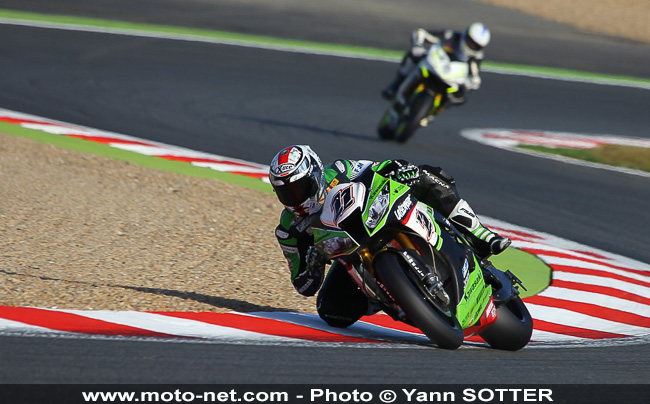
[364,232,451,306]
[359,231,417,273]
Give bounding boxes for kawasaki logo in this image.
[464,276,480,300]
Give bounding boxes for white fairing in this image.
[403,202,440,247]
[320,183,366,229]
[423,45,469,89]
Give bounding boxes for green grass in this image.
[490,248,552,298]
[0,121,273,194]
[520,144,650,172]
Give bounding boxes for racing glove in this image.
[410,45,427,58]
[293,246,326,296]
[393,162,420,186]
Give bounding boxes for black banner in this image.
[1,384,648,404]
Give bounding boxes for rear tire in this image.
[374,251,464,349]
[479,297,533,351]
[394,93,435,143]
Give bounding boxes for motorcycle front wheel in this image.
[394,92,435,143]
[377,109,396,140]
[374,251,464,349]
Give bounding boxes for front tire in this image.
[377,109,396,140]
[479,297,533,351]
[394,92,435,143]
[374,251,464,349]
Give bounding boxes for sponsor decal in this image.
[297,278,314,294]
[275,229,290,239]
[415,210,434,241]
[486,298,497,321]
[369,178,389,202]
[460,207,476,219]
[279,245,298,254]
[429,175,450,189]
[461,258,469,291]
[325,178,339,193]
[401,251,427,280]
[395,195,413,221]
[351,160,371,179]
[464,275,481,301]
[296,218,311,233]
[335,160,346,173]
[275,164,294,174]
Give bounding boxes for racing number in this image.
[331,185,355,223]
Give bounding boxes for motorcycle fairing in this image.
[313,228,359,258]
[362,174,410,236]
[422,45,469,89]
[455,261,493,329]
[320,182,366,229]
[400,202,443,250]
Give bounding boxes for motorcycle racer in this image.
[382,23,491,108]
[269,145,509,328]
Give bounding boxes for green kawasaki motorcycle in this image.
[310,171,533,350]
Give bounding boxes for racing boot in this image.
[448,199,511,258]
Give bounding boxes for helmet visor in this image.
[274,166,321,209]
[465,35,483,51]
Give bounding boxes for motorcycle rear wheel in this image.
[394,92,435,143]
[479,296,533,351]
[374,251,464,349]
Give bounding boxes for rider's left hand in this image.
[394,163,420,185]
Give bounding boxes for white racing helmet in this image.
[269,145,325,216]
[462,22,491,57]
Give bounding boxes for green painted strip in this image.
[0,9,398,60]
[1,8,649,88]
[0,121,273,194]
[482,62,650,89]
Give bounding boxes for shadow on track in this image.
[217,113,382,143]
[0,269,296,313]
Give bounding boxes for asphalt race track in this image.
[1,0,649,385]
